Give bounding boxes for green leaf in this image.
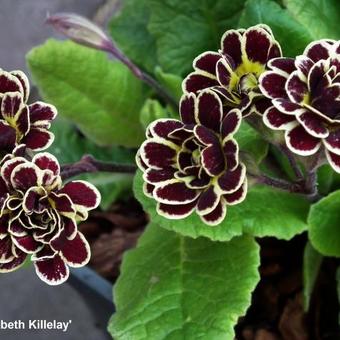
[283,0,340,40]
[27,39,147,147]
[139,99,169,129]
[155,66,183,101]
[109,223,260,339]
[49,119,135,210]
[134,170,310,241]
[303,241,323,311]
[148,0,246,75]
[109,0,158,73]
[235,122,268,164]
[317,164,334,195]
[308,190,340,257]
[238,0,313,57]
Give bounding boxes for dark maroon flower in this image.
[259,39,340,171]
[0,69,57,152]
[137,89,247,226]
[183,25,282,116]
[0,152,100,285]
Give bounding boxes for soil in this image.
[79,199,340,340]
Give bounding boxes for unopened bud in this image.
[46,12,114,53]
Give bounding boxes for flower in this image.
[259,39,340,171]
[0,152,100,285]
[183,24,282,116]
[0,68,57,153]
[137,89,247,226]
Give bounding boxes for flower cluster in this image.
[259,40,340,172]
[0,69,56,152]
[183,24,282,116]
[137,90,247,225]
[0,69,101,285]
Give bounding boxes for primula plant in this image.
[3,0,340,338]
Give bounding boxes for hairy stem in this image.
[61,155,137,180]
[278,145,304,180]
[106,45,178,110]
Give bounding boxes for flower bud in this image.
[46,12,114,53]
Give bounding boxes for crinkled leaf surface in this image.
[308,190,340,257]
[140,99,169,130]
[109,0,158,73]
[109,223,260,339]
[134,171,310,241]
[303,241,323,311]
[27,39,147,147]
[148,0,246,75]
[49,119,135,210]
[238,0,313,57]
[283,0,340,40]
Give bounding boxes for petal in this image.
[268,57,296,75]
[11,163,41,191]
[8,219,26,236]
[157,200,197,219]
[29,101,57,125]
[49,192,76,218]
[0,70,22,94]
[59,180,100,210]
[243,26,273,64]
[1,91,25,120]
[31,246,57,261]
[223,138,239,170]
[272,98,305,115]
[23,128,54,151]
[140,139,178,169]
[179,92,197,124]
[0,251,26,273]
[194,125,219,145]
[263,106,296,130]
[220,29,243,66]
[0,121,16,151]
[221,109,242,139]
[11,70,30,102]
[286,71,309,104]
[58,232,90,267]
[153,181,199,204]
[324,129,340,155]
[216,58,237,89]
[325,150,340,173]
[196,186,220,215]
[143,182,155,198]
[267,41,282,59]
[304,40,333,62]
[259,71,288,99]
[34,254,69,285]
[201,144,225,176]
[182,72,218,93]
[32,152,60,175]
[295,55,314,79]
[196,90,223,132]
[224,178,248,205]
[296,110,329,138]
[0,237,15,263]
[148,119,183,140]
[285,124,321,156]
[193,51,221,75]
[217,163,246,194]
[143,168,175,184]
[1,156,27,187]
[12,234,43,254]
[22,187,41,213]
[63,218,77,240]
[200,199,227,226]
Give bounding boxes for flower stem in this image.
[278,145,304,180]
[251,173,302,193]
[61,155,137,180]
